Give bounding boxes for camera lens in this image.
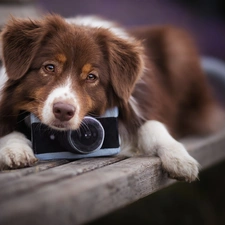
[67,117,105,154]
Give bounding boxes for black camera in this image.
[30,107,120,160]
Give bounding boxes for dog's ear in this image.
[106,35,145,102]
[1,17,42,80]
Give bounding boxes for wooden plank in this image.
[1,129,225,225]
[182,127,225,168]
[0,156,172,225]
[0,160,69,184]
[0,155,127,202]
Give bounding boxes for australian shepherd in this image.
[0,14,223,182]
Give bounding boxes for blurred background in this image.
[0,0,225,224]
[1,0,225,60]
[40,0,225,60]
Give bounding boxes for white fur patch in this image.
[137,120,199,182]
[41,77,81,129]
[66,16,133,42]
[0,66,8,102]
[0,131,37,170]
[118,123,137,156]
[129,96,146,121]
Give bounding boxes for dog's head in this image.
[0,14,144,132]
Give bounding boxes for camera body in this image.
[30,107,120,160]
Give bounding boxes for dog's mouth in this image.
[52,123,67,129]
[50,122,72,131]
[30,113,71,131]
[49,119,81,131]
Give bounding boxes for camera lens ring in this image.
[67,116,105,154]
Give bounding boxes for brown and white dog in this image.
[0,14,223,181]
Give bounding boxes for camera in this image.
[30,107,120,160]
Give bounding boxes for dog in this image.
[0,14,223,182]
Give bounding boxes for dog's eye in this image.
[86,73,97,82]
[44,64,55,73]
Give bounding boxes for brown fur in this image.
[0,14,222,139]
[129,26,223,137]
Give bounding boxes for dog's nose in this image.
[53,102,75,121]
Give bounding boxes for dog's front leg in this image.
[0,131,37,170]
[138,120,199,182]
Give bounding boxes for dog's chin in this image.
[48,121,80,131]
[50,124,68,131]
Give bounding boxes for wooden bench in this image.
[1,128,225,225]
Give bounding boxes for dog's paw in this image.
[159,142,200,182]
[0,143,37,170]
[0,132,37,170]
[137,120,199,182]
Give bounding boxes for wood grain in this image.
[1,129,225,225]
[0,160,69,184]
[182,127,225,168]
[0,156,127,202]
[0,157,172,225]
